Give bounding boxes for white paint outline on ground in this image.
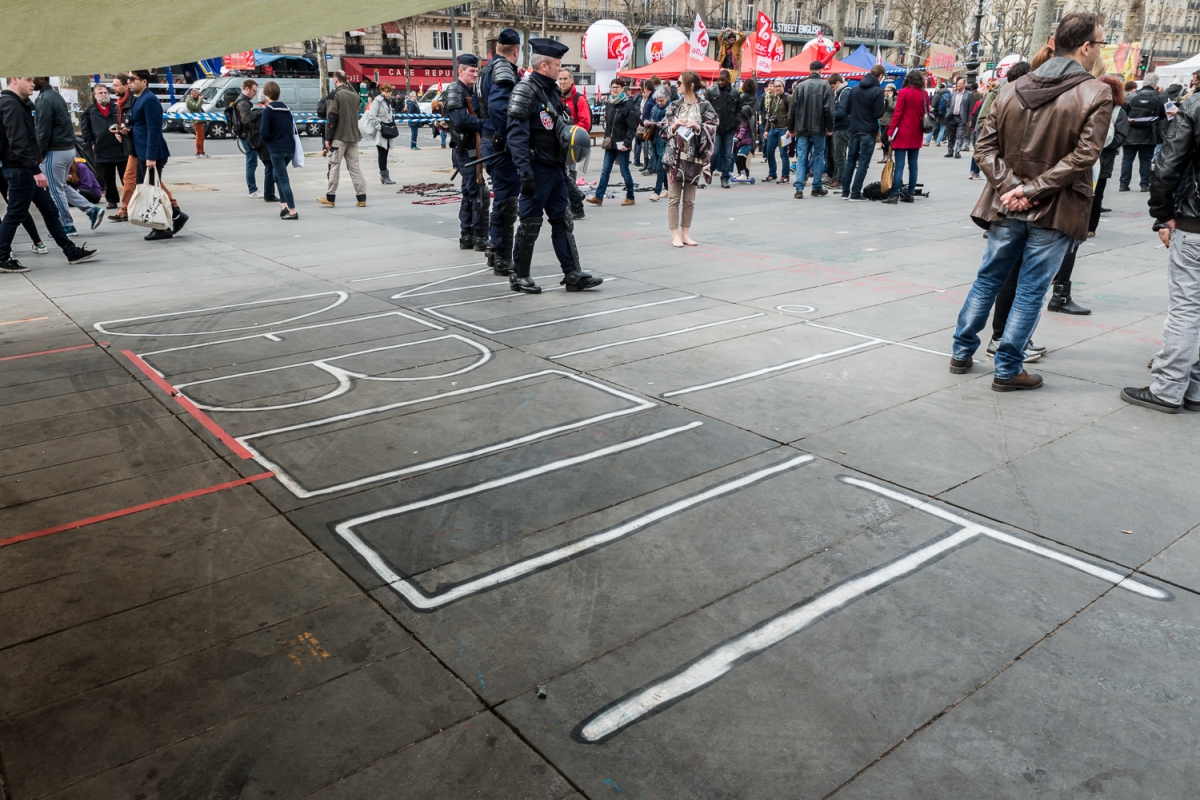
[548,313,767,360]
[392,271,563,300]
[422,286,702,336]
[94,292,349,338]
[337,450,811,612]
[658,311,952,398]
[238,369,657,498]
[172,334,493,413]
[348,262,488,283]
[574,476,1169,743]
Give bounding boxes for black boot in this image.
[145,228,173,241]
[473,232,488,252]
[562,270,603,292]
[381,170,396,185]
[1047,281,1091,315]
[458,230,474,250]
[171,208,188,234]
[492,197,517,276]
[510,217,542,294]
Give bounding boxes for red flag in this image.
[754,12,775,73]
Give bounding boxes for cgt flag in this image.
[689,14,709,61]
[754,11,774,73]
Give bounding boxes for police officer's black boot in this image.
[492,198,517,276]
[562,271,603,291]
[510,217,542,294]
[553,213,601,291]
[473,231,488,252]
[459,230,474,250]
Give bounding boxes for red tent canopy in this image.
[767,46,867,79]
[617,44,724,80]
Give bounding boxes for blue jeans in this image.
[953,219,1071,379]
[711,130,735,178]
[244,144,259,193]
[794,135,825,191]
[765,127,790,179]
[410,125,420,147]
[891,148,919,195]
[0,167,77,262]
[652,140,667,194]
[269,151,295,209]
[596,147,635,200]
[842,132,875,197]
[925,119,946,145]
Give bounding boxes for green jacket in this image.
[185,96,204,114]
[326,84,362,143]
[35,88,75,154]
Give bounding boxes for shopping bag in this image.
[880,153,895,195]
[127,166,172,230]
[292,125,305,169]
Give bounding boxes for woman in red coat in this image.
[884,70,929,203]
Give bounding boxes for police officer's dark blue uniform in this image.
[477,29,521,276]
[505,39,602,295]
[443,53,486,251]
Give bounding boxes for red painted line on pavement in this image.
[0,471,275,548]
[122,350,256,460]
[0,342,109,362]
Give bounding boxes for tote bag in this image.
[880,153,895,195]
[291,120,305,169]
[128,166,172,230]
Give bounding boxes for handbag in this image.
[880,153,895,195]
[921,95,935,134]
[601,136,613,150]
[291,123,305,169]
[380,120,400,139]
[128,166,172,231]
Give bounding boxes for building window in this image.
[1052,5,1063,23]
[433,31,464,51]
[856,5,864,26]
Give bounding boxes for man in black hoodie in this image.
[708,70,740,188]
[841,65,885,200]
[0,78,97,272]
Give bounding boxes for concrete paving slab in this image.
[304,713,575,800]
[0,551,359,717]
[941,408,1200,568]
[1141,524,1200,594]
[0,414,193,479]
[0,381,151,428]
[0,595,413,798]
[496,479,1149,799]
[830,588,1200,800]
[44,647,480,800]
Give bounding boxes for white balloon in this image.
[584,19,634,75]
[645,28,688,64]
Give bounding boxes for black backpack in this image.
[225,105,240,137]
[245,106,264,150]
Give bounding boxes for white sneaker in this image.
[988,336,1044,362]
[31,242,48,255]
[249,190,263,199]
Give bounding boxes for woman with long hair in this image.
[884,71,927,203]
[366,84,397,184]
[663,70,718,247]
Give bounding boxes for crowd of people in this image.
[3,18,1200,411]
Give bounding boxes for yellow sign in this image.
[1101,41,1141,82]
[925,44,958,80]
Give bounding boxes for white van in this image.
[165,76,324,137]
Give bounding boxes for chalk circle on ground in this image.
[776,304,817,315]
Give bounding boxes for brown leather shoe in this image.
[586,196,603,206]
[992,371,1043,392]
[621,197,635,206]
[949,357,972,374]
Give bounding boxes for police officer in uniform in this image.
[477,29,522,276]
[443,53,487,251]
[505,39,602,295]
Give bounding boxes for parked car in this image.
[164,76,324,137]
[417,88,442,115]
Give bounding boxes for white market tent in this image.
[1153,52,1200,86]
[1,0,449,76]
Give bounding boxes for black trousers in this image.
[0,172,42,245]
[97,161,122,205]
[943,116,963,155]
[1088,178,1107,233]
[991,240,1081,338]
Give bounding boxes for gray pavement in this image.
[0,139,1196,799]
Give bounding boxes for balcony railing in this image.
[843,26,895,40]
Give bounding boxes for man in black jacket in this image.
[0,77,96,272]
[708,70,740,188]
[80,84,124,209]
[588,77,640,207]
[828,74,849,189]
[788,62,835,198]
[1120,73,1167,192]
[1125,92,1200,412]
[841,66,885,200]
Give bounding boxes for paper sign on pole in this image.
[689,14,709,61]
[925,44,957,80]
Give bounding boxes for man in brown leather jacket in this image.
[949,12,1112,392]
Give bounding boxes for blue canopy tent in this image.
[843,44,906,76]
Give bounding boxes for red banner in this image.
[754,12,774,73]
[223,51,254,72]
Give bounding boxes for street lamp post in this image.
[965,0,983,91]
